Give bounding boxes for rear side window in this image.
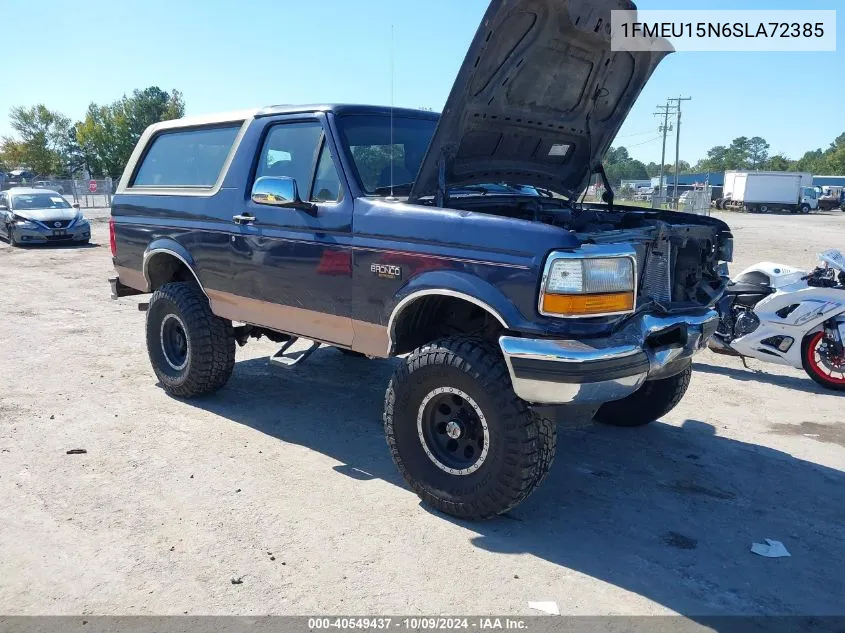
[132,124,241,188]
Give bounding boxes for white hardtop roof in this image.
[145,108,260,134]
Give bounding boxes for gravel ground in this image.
[0,209,843,618]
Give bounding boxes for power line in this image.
[616,129,662,139]
[625,136,662,148]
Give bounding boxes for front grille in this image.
[639,242,673,303]
[45,234,74,241]
[642,243,673,302]
[42,219,73,229]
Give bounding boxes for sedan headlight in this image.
[13,215,37,229]
[540,252,636,317]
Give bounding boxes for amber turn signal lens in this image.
[542,292,634,316]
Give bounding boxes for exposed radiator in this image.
[641,242,673,303]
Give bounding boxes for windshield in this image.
[819,249,845,273]
[12,193,72,211]
[338,115,437,195]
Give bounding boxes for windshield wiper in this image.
[372,182,415,196]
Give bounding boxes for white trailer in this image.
[722,171,817,213]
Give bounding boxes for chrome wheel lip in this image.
[416,387,490,476]
[160,313,190,371]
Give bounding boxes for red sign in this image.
[88,180,97,193]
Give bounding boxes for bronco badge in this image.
[371,263,402,280]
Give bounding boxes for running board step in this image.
[270,338,321,367]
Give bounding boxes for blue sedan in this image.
[0,188,90,246]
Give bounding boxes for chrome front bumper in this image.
[499,310,719,405]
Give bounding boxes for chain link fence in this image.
[678,189,712,215]
[587,184,713,216]
[1,178,113,208]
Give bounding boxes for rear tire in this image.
[594,366,692,427]
[146,282,236,397]
[384,337,555,520]
[801,331,845,391]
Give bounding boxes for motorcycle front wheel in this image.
[802,331,845,391]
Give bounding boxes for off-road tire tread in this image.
[529,410,556,488]
[384,336,555,520]
[594,366,692,427]
[147,282,235,398]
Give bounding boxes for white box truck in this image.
[721,171,818,213]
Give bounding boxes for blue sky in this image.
[2,0,842,165]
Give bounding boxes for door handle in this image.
[233,214,256,225]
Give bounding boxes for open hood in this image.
[409,0,669,203]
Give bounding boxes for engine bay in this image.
[447,195,733,310]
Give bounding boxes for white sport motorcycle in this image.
[709,249,845,391]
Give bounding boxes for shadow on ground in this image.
[1,239,100,250]
[692,361,842,396]
[182,349,845,624]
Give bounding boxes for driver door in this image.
[230,115,355,346]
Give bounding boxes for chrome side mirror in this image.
[251,176,316,213]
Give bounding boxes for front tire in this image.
[384,337,555,520]
[800,204,811,214]
[146,282,236,397]
[7,225,18,247]
[594,366,692,427]
[802,331,845,391]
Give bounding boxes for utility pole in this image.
[668,96,692,204]
[654,103,673,205]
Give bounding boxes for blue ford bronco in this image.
[109,0,733,519]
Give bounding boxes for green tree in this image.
[765,153,792,171]
[794,149,824,174]
[76,87,185,178]
[747,137,770,169]
[1,105,73,175]
[695,145,729,172]
[605,146,630,164]
[0,138,27,172]
[725,136,751,169]
[603,146,649,188]
[76,103,125,178]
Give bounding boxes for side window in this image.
[256,122,323,200]
[310,143,342,203]
[0,193,7,208]
[132,124,241,188]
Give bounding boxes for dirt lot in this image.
[1,209,843,618]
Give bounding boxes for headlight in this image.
[540,252,636,317]
[13,215,37,228]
